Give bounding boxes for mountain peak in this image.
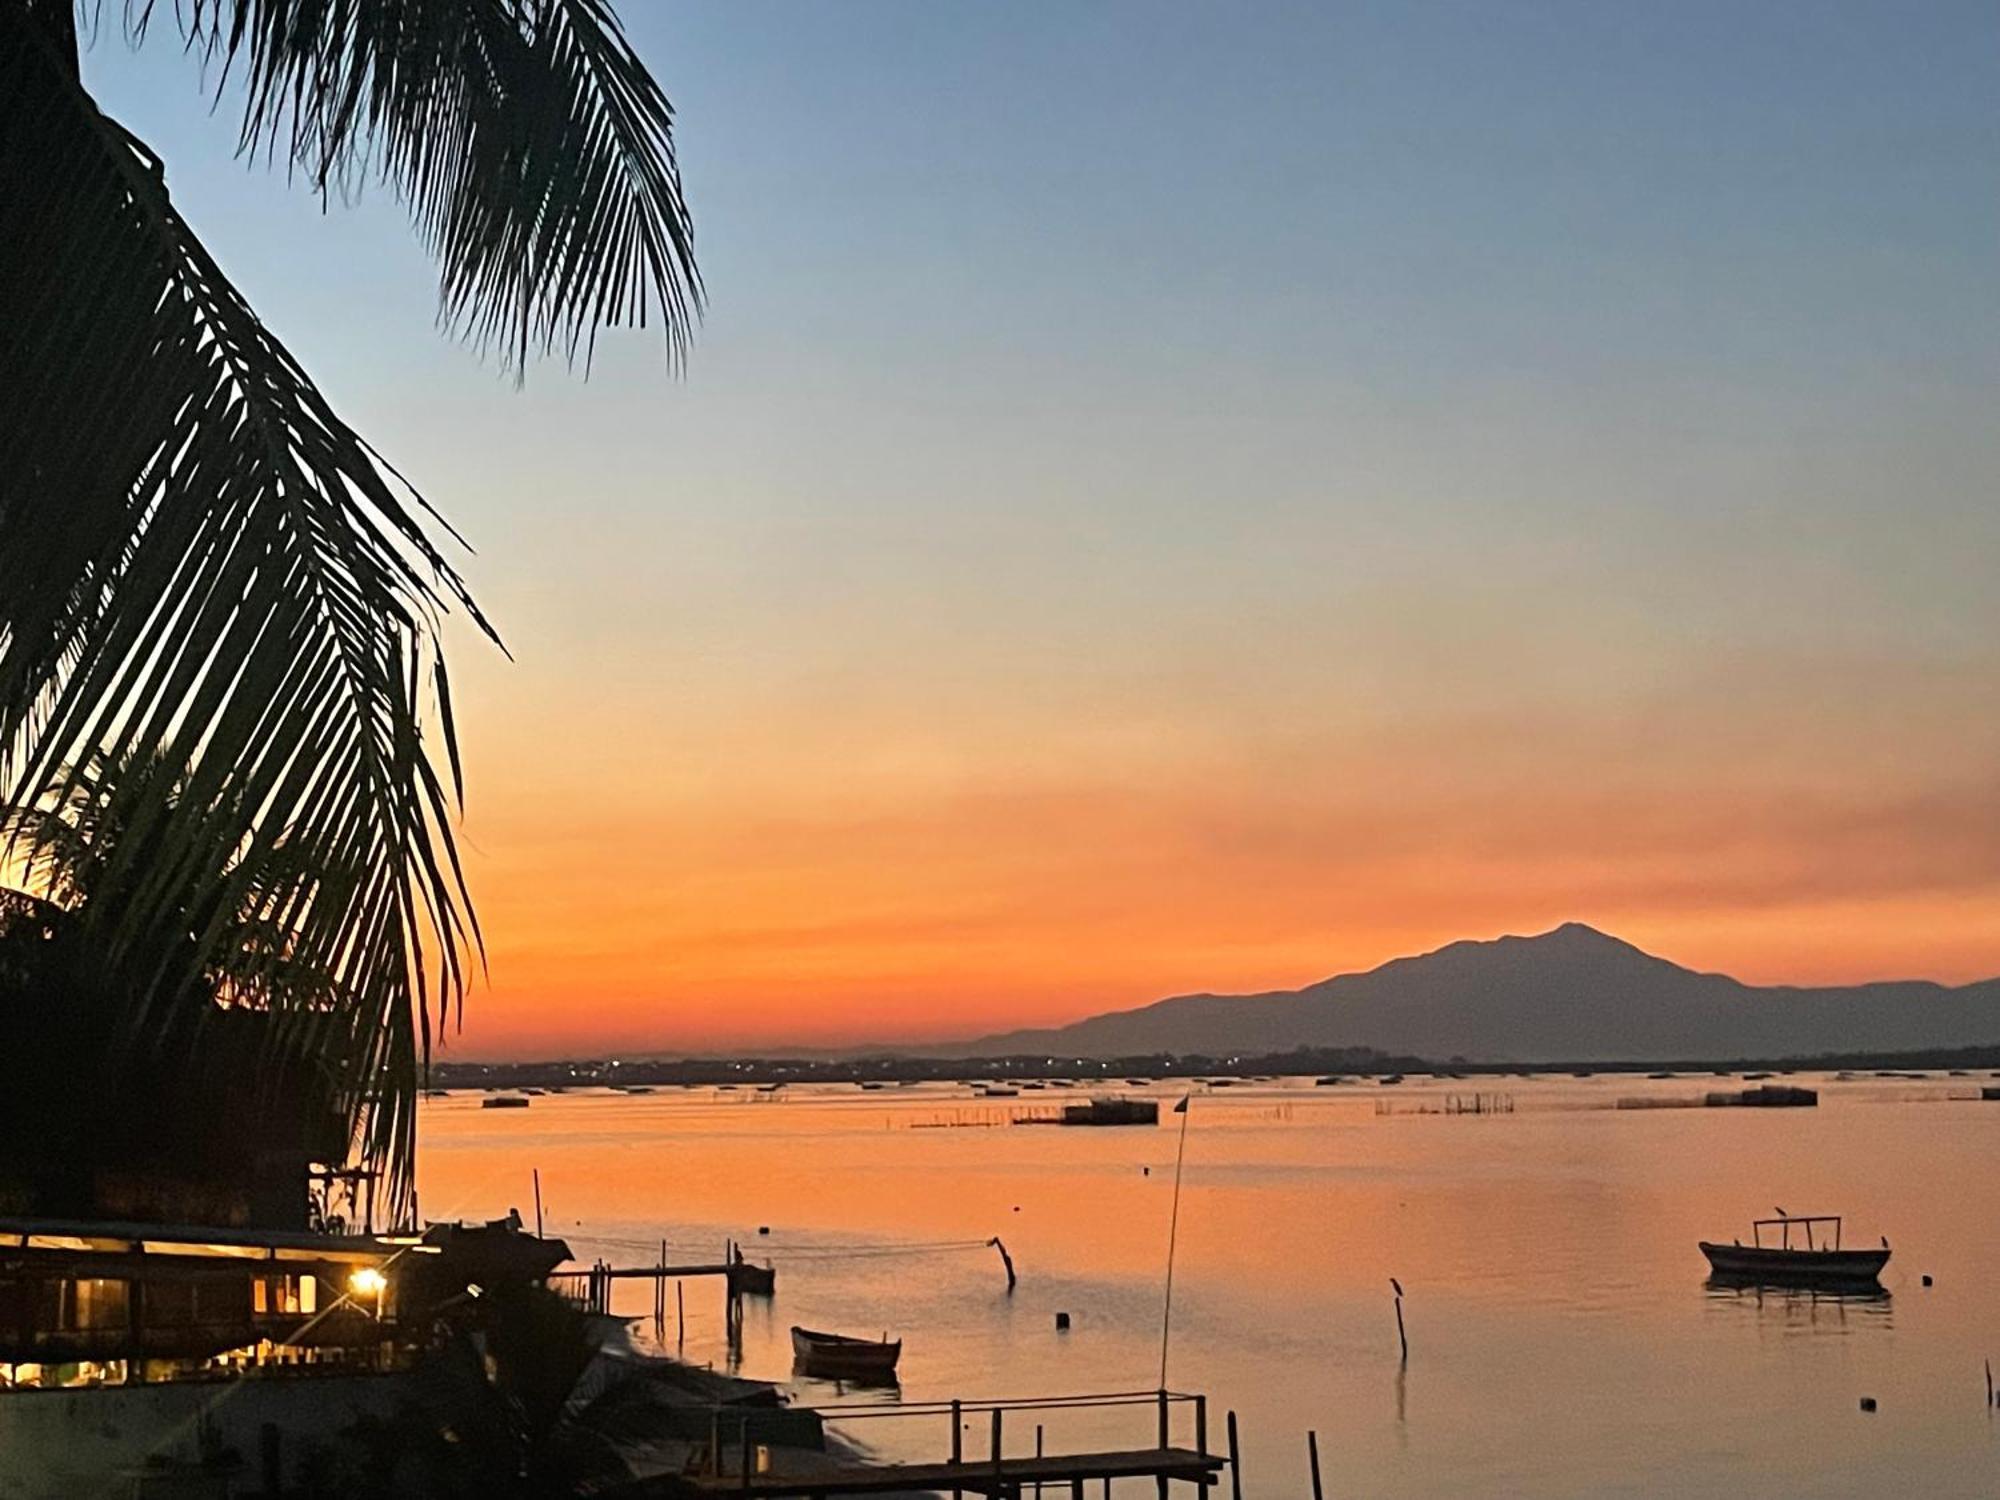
[921,922,2000,1062]
[1537,921,1632,949]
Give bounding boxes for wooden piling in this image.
[951,1398,963,1500]
[532,1168,544,1239]
[1307,1430,1324,1500]
[1156,1390,1171,1500]
[1226,1410,1242,1500]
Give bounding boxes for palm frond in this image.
[148,0,703,370]
[0,12,494,1212]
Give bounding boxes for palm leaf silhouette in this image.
[0,0,698,1216]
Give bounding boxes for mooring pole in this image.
[532,1169,544,1239]
[951,1398,963,1500]
[1308,1430,1324,1500]
[1157,1389,1172,1500]
[1227,1410,1242,1500]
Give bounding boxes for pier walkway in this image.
[684,1445,1221,1497]
[681,1390,1224,1500]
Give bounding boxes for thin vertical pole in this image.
[1307,1430,1324,1500]
[1226,1411,1242,1500]
[1034,1424,1044,1500]
[1156,1388,1171,1500]
[532,1169,544,1239]
[991,1408,1004,1478]
[951,1398,963,1500]
[1159,1095,1194,1387]
[1195,1395,1208,1459]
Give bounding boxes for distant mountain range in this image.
[918,923,2000,1063]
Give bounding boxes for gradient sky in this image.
[82,2,2000,1055]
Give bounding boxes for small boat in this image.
[481,1095,530,1109]
[791,1325,901,1379]
[1700,1213,1889,1288]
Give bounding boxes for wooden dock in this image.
[679,1390,1221,1500]
[684,1446,1222,1497]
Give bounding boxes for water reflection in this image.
[1702,1277,1893,1331]
[419,1078,2000,1498]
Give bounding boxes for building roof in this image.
[0,1214,438,1265]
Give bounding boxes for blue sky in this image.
[78,2,2000,1051]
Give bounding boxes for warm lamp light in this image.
[349,1267,388,1297]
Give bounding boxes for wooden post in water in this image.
[1226,1411,1243,1500]
[951,1398,963,1500]
[1392,1277,1408,1362]
[991,1407,1004,1482]
[1034,1423,1044,1500]
[532,1169,544,1239]
[1195,1394,1208,1460]
[677,1279,686,1347]
[1307,1430,1324,1500]
[1157,1389,1172,1500]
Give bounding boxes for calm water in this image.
[418,1076,2000,1497]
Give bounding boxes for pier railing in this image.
[692,1387,1222,1497]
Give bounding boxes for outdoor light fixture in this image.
[348,1267,387,1297]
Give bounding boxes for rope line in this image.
[566,1232,998,1260]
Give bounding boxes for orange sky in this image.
[91,2,2000,1061]
[439,623,2000,1058]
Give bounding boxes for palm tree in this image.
[0,0,699,1219]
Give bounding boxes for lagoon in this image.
[420,1075,2000,1498]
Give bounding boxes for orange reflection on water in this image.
[419,1079,2000,1498]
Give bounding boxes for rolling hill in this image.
[922,923,2000,1063]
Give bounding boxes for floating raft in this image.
[1704,1085,1817,1108]
[1060,1097,1159,1126]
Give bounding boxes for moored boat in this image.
[1699,1213,1889,1287]
[790,1325,901,1379]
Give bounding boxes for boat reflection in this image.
[1702,1275,1893,1329]
[790,1365,903,1398]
